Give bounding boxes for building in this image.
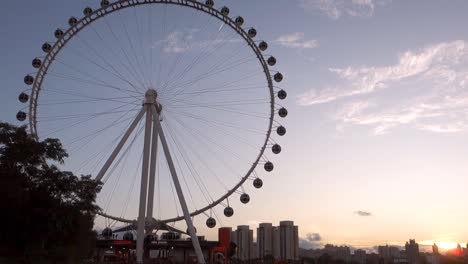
[379,245,401,261]
[323,244,351,262]
[432,243,439,256]
[405,239,419,264]
[257,223,274,259]
[353,249,367,264]
[231,225,254,261]
[278,220,299,261]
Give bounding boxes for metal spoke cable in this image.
[163,117,214,204]
[102,15,147,89]
[73,34,144,94]
[65,37,144,93]
[161,120,199,211]
[132,6,152,87]
[116,10,149,88]
[46,71,142,97]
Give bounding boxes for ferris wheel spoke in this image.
[103,122,144,214]
[46,71,142,97]
[64,39,145,93]
[41,86,140,101]
[101,16,148,89]
[162,118,215,204]
[163,115,229,191]
[116,11,150,89]
[164,41,253,96]
[167,110,262,151]
[39,101,141,137]
[164,111,248,165]
[165,56,257,96]
[159,24,236,95]
[159,10,217,91]
[164,108,265,135]
[165,70,264,101]
[66,105,141,151]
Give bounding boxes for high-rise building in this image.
[231,225,253,261]
[278,221,299,261]
[354,249,367,264]
[405,239,420,264]
[257,223,274,259]
[324,244,351,262]
[432,243,439,256]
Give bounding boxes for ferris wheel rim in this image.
[27,0,277,224]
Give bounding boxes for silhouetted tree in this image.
[0,122,102,263]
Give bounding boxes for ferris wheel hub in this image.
[144,89,158,104]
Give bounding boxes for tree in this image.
[0,122,102,263]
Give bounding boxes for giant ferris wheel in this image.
[16,0,288,263]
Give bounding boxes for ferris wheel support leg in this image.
[146,106,159,223]
[136,105,153,264]
[152,105,206,264]
[95,107,146,182]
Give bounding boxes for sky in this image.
[1,0,468,251]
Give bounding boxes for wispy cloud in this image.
[154,28,240,53]
[275,32,319,49]
[355,210,373,217]
[298,0,379,19]
[298,40,468,134]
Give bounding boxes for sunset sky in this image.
[1,0,467,251]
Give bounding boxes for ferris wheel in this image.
[17,0,287,263]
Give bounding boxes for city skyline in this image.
[1,0,468,251]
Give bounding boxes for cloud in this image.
[275,32,319,49]
[154,29,240,53]
[299,232,323,249]
[298,0,379,19]
[298,40,468,134]
[355,210,373,217]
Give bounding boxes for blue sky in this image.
[1,0,467,250]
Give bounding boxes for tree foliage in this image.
[0,122,102,263]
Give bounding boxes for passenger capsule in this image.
[102,227,113,239]
[277,126,286,136]
[274,72,283,82]
[267,56,277,66]
[206,217,216,228]
[248,28,257,38]
[32,58,42,69]
[42,43,52,53]
[264,161,274,172]
[68,17,78,27]
[235,16,244,26]
[18,93,29,103]
[83,7,93,16]
[278,107,288,118]
[24,75,34,85]
[224,206,234,217]
[54,29,64,39]
[221,6,230,16]
[16,111,27,122]
[259,41,268,51]
[253,178,263,189]
[278,89,287,100]
[123,232,134,241]
[240,193,250,204]
[272,144,282,154]
[205,0,214,7]
[100,0,110,8]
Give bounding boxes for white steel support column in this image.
[146,106,159,221]
[95,107,146,182]
[152,105,206,264]
[136,104,153,264]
